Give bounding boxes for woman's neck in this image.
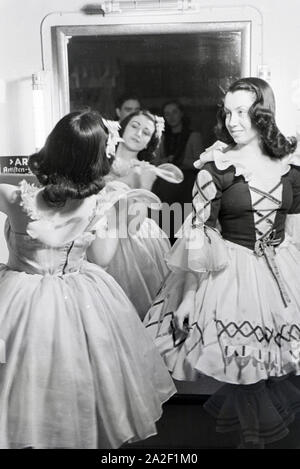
[229,139,282,175]
[232,139,267,163]
[116,144,138,161]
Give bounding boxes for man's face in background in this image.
[116,99,141,121]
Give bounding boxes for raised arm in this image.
[87,205,120,268]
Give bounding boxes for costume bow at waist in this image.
[254,230,290,308]
[254,229,281,256]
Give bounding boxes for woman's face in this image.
[122,115,155,152]
[224,90,258,145]
[163,103,183,128]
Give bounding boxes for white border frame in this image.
[41,6,263,129]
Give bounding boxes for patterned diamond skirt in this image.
[144,238,300,445]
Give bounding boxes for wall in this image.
[0,0,300,261]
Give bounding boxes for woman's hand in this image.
[172,272,197,336]
[172,291,195,333]
[140,167,157,190]
[132,162,157,190]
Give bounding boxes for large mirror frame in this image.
[42,6,262,395]
[42,6,263,128]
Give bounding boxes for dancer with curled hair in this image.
[0,110,176,448]
[103,110,183,319]
[144,77,300,448]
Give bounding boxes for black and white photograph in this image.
[0,0,300,456]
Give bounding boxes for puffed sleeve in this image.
[285,164,300,249]
[166,162,228,273]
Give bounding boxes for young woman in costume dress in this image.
[144,77,300,447]
[0,110,176,448]
[104,110,183,319]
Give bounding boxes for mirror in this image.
[50,19,252,395]
[53,20,251,148]
[68,30,244,147]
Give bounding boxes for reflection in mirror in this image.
[68,32,243,147]
[54,23,250,396]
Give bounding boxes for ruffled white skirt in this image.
[0,261,176,449]
[145,237,300,384]
[144,234,300,445]
[106,218,170,320]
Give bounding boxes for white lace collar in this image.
[19,180,98,222]
[195,148,300,182]
[18,180,99,246]
[19,179,44,220]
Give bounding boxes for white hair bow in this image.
[102,119,124,159]
[154,116,165,139]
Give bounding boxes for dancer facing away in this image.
[0,110,176,449]
[144,77,300,448]
[104,110,183,320]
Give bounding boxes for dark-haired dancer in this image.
[144,78,300,448]
[103,110,182,319]
[0,110,176,448]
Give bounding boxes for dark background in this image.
[68,31,242,147]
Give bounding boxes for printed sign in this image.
[0,156,31,174]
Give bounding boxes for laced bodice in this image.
[193,152,300,251]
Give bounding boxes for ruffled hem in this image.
[204,377,300,446]
[166,217,228,273]
[193,143,299,182]
[0,389,174,449]
[0,261,176,448]
[144,238,300,385]
[150,319,300,385]
[107,217,170,319]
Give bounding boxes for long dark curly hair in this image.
[215,77,297,158]
[29,111,113,206]
[119,110,161,162]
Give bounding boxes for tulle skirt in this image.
[0,261,176,449]
[145,239,300,384]
[106,218,170,320]
[204,377,300,446]
[144,239,300,444]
